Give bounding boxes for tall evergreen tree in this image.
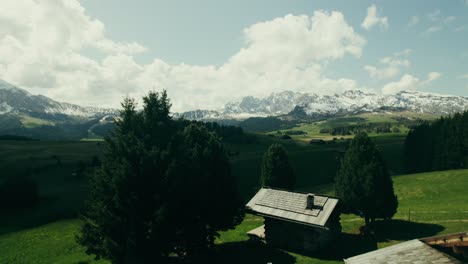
[77,91,243,263]
[404,123,433,173]
[260,143,295,189]
[335,132,398,226]
[404,111,468,173]
[166,124,243,257]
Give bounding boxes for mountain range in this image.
[0,79,115,118]
[0,79,116,139]
[1,78,468,138]
[176,90,468,121]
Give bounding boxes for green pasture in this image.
[1,169,466,263]
[265,112,433,141]
[1,136,465,263]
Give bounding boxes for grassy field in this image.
[228,133,406,199]
[1,169,466,263]
[212,169,468,263]
[265,112,437,142]
[0,133,405,219]
[0,134,433,263]
[0,140,103,234]
[20,115,55,128]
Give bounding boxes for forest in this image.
[404,111,468,173]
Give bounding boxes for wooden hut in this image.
[245,187,341,253]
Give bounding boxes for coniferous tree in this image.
[166,124,243,257]
[404,123,433,173]
[77,91,243,263]
[404,111,468,173]
[335,132,398,226]
[260,143,295,189]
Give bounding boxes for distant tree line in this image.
[91,118,256,144]
[239,117,298,132]
[283,130,307,135]
[320,123,398,136]
[184,121,257,144]
[404,112,468,173]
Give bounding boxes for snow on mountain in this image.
[0,102,13,114]
[177,90,468,121]
[0,79,116,118]
[2,78,467,122]
[172,109,223,120]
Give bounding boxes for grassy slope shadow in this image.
[304,219,445,261]
[209,241,296,264]
[374,219,445,242]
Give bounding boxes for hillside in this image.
[0,80,116,139]
[0,79,115,118]
[260,111,436,141]
[0,137,464,263]
[1,168,466,263]
[0,135,404,233]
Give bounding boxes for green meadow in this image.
[0,136,466,263]
[265,112,436,142]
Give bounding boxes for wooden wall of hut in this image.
[264,217,334,253]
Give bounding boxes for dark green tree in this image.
[335,132,398,227]
[260,143,295,189]
[404,111,468,173]
[77,91,243,263]
[404,123,433,173]
[165,124,243,257]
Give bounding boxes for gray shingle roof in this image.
[344,239,463,264]
[245,188,339,228]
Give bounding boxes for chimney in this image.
[306,194,315,209]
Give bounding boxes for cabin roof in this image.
[245,187,339,228]
[344,239,463,264]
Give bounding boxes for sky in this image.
[0,0,467,112]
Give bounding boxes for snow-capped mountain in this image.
[0,79,116,118]
[177,90,468,121]
[2,77,467,123]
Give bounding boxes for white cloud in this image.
[408,16,419,26]
[382,75,419,94]
[424,10,458,34]
[426,72,441,82]
[427,10,441,22]
[361,4,389,30]
[426,26,442,33]
[364,65,398,80]
[0,1,366,111]
[382,72,441,94]
[364,50,411,80]
[458,73,468,79]
[442,16,456,24]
